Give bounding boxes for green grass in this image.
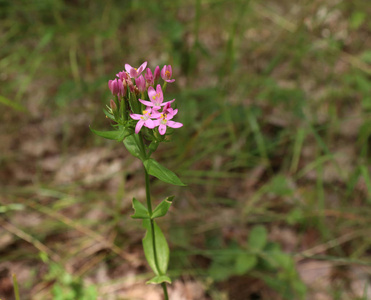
[1,0,371,299]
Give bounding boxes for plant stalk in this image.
[144,166,169,300]
[12,274,20,300]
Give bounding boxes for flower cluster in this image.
[107,61,182,136]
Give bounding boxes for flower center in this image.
[165,70,171,79]
[141,110,150,120]
[160,113,168,124]
[152,93,161,104]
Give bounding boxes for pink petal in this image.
[168,65,172,76]
[129,69,137,78]
[137,61,147,74]
[144,119,155,129]
[154,66,160,80]
[168,121,183,129]
[135,120,144,134]
[160,99,175,106]
[161,65,166,79]
[158,124,167,135]
[150,111,161,119]
[165,79,175,83]
[147,86,156,100]
[130,114,143,120]
[156,84,163,102]
[125,64,132,74]
[138,99,153,107]
[152,119,160,126]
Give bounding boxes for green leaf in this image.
[0,95,27,112]
[144,158,186,186]
[89,126,129,141]
[146,275,172,285]
[234,253,257,275]
[123,134,145,160]
[142,219,169,275]
[152,196,174,219]
[131,198,150,219]
[248,225,268,251]
[103,108,115,121]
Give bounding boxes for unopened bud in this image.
[134,86,140,96]
[110,99,117,111]
[135,75,146,93]
[154,66,160,81]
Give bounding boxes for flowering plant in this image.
[91,61,185,299]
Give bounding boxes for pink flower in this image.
[138,84,174,110]
[108,78,125,97]
[154,66,160,81]
[161,65,175,83]
[145,68,154,85]
[130,109,158,134]
[154,113,183,135]
[116,71,128,81]
[108,79,119,95]
[125,62,147,78]
[162,102,178,119]
[135,75,146,93]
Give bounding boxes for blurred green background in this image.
[1,0,371,299]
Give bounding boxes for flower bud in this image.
[116,71,128,81]
[110,99,117,111]
[117,79,123,97]
[145,68,154,85]
[153,66,160,81]
[135,75,146,93]
[108,79,119,95]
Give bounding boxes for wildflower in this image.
[108,78,119,96]
[154,113,183,135]
[162,102,178,119]
[145,68,154,86]
[154,66,160,81]
[161,65,175,83]
[138,84,174,110]
[125,62,147,78]
[116,70,128,81]
[135,75,146,93]
[130,109,158,134]
[108,78,125,97]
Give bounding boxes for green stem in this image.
[12,274,20,300]
[162,81,168,93]
[144,167,169,300]
[162,282,169,300]
[145,168,153,213]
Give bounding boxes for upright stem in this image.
[162,282,169,299]
[144,167,169,300]
[145,168,153,214]
[12,274,20,300]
